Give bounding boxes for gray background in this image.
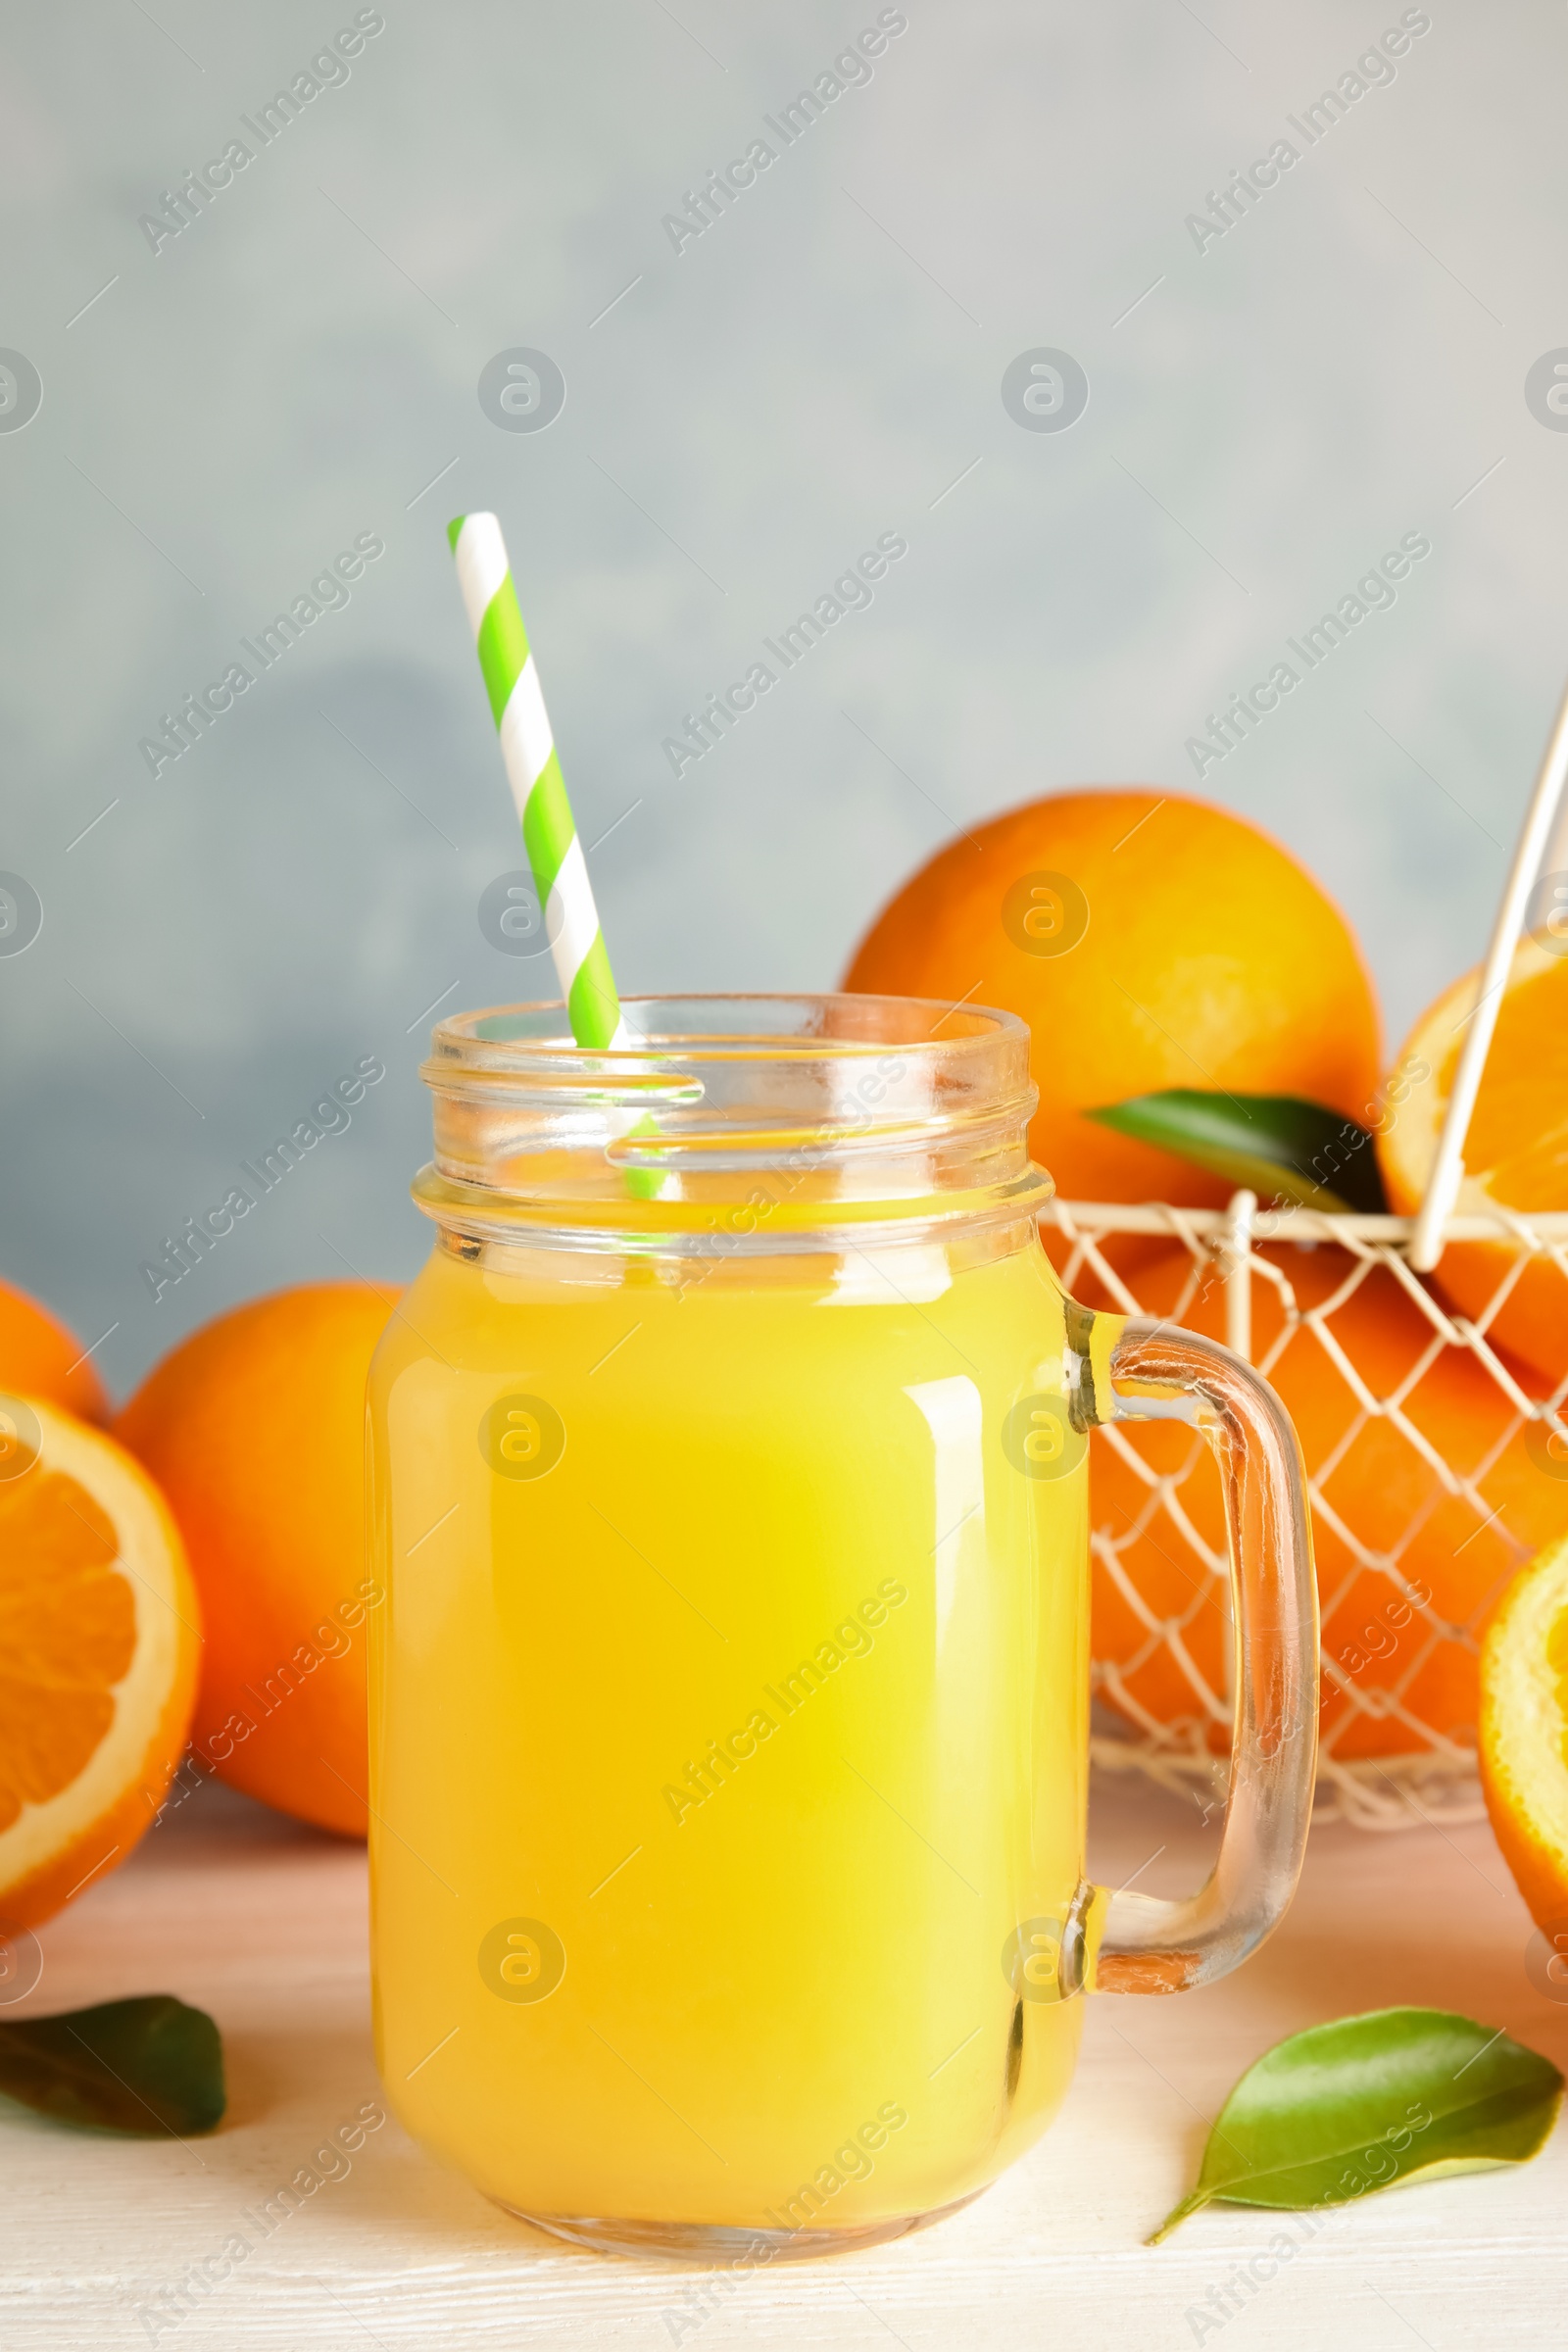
[3,0,1565,1396]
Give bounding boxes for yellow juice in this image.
[368,1228,1092,2236]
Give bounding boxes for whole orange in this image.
[115,1282,398,1835]
[1077,1242,1568,1759]
[0,1274,110,1423]
[842,788,1382,1203]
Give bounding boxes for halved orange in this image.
[1481,1533,1568,1929]
[0,1396,200,1930]
[1379,941,1568,1386]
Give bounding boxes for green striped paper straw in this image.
[449,512,629,1051]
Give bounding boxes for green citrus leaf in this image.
[0,1995,225,2136]
[1084,1090,1388,1213]
[1150,2006,1562,2242]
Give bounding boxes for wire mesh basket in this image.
[1051,1195,1568,1830]
[1062,687,1568,1830]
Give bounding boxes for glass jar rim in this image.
[427,991,1028,1068]
[415,991,1050,1253]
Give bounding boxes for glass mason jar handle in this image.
[1072,1310,1319,1995]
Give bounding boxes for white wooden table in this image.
[5,1772,1564,2349]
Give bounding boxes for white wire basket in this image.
[1062,685,1568,1831]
